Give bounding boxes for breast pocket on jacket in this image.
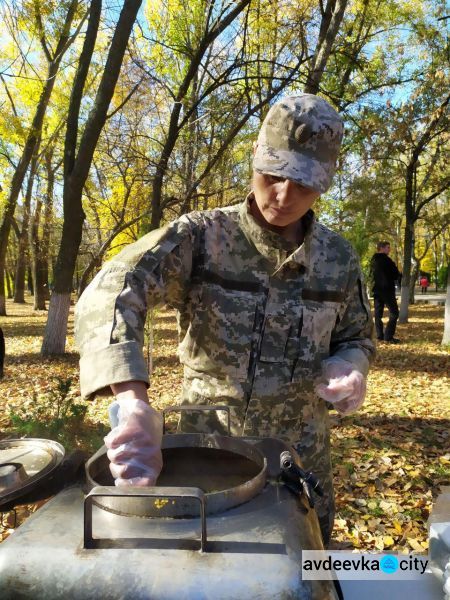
[291,301,339,381]
[182,284,257,381]
[259,314,293,363]
[302,301,338,352]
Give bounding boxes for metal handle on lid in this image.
[162,404,231,436]
[84,485,207,551]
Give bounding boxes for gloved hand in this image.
[104,398,163,487]
[315,357,366,416]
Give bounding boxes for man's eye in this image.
[266,174,284,184]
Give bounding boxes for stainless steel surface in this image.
[428,485,450,594]
[85,433,267,517]
[84,486,207,551]
[0,438,65,506]
[0,438,338,599]
[0,463,28,491]
[339,577,444,599]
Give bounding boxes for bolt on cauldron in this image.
[0,406,338,600]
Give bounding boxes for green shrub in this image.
[9,377,88,448]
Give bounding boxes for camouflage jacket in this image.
[75,197,374,503]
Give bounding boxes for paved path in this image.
[369,290,447,305]
[410,289,447,305]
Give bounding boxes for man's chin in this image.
[266,214,294,227]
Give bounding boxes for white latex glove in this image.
[315,357,366,416]
[104,398,163,487]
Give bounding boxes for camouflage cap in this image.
[253,94,343,193]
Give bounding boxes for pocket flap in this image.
[260,314,292,363]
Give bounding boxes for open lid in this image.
[0,438,65,508]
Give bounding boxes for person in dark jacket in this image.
[370,241,402,343]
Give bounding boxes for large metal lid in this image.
[0,438,65,508]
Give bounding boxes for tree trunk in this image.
[42,0,143,355]
[30,198,48,310]
[0,109,47,312]
[78,258,101,296]
[147,0,252,231]
[13,154,38,302]
[304,0,349,94]
[400,95,450,321]
[41,293,72,354]
[0,0,79,315]
[442,266,450,345]
[150,101,183,231]
[33,256,48,310]
[13,251,27,303]
[399,165,415,323]
[5,270,12,300]
[179,74,200,215]
[41,186,85,353]
[31,150,55,309]
[78,212,143,295]
[5,250,16,300]
[410,261,419,305]
[433,239,439,292]
[334,0,370,106]
[41,175,53,303]
[27,265,34,296]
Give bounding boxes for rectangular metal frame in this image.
[84,486,207,551]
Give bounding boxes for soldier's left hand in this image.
[315,357,366,416]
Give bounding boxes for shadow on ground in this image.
[2,323,75,338]
[372,346,449,374]
[3,353,79,369]
[152,327,179,342]
[152,355,181,370]
[331,414,449,458]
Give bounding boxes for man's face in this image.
[251,171,320,233]
[381,244,391,255]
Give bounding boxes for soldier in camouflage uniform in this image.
[75,94,375,546]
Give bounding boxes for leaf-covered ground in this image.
[0,297,449,551]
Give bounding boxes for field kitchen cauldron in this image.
[0,405,339,599]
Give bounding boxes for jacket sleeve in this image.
[388,256,401,281]
[329,249,376,377]
[74,217,198,399]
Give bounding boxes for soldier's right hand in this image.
[315,357,366,416]
[104,398,163,486]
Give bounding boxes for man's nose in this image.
[275,179,293,204]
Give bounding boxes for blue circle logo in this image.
[380,555,399,574]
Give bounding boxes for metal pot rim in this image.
[85,433,268,517]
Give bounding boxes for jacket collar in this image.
[238,194,316,272]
